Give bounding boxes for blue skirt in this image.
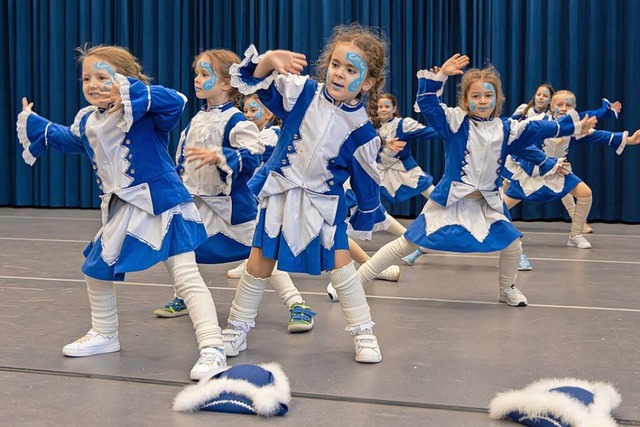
[195,234,251,264]
[252,208,350,275]
[82,214,208,281]
[380,174,433,204]
[505,172,582,202]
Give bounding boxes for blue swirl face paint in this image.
[483,82,496,109]
[199,61,217,90]
[566,97,574,108]
[95,62,115,89]
[469,101,477,112]
[554,107,561,115]
[346,52,367,93]
[248,100,264,119]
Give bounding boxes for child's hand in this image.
[625,129,640,145]
[578,114,597,135]
[22,97,34,113]
[439,54,470,76]
[429,66,440,74]
[185,147,221,169]
[556,158,570,176]
[386,138,407,152]
[105,78,122,113]
[261,50,307,76]
[610,101,622,114]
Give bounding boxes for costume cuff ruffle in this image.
[348,204,389,240]
[16,110,46,166]
[230,45,278,95]
[601,98,619,120]
[115,73,133,132]
[414,71,447,112]
[616,130,628,155]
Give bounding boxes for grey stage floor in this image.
[1,207,639,426]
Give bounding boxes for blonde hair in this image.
[551,90,577,110]
[76,44,150,84]
[458,66,505,118]
[194,49,242,107]
[315,23,388,128]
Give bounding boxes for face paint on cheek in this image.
[346,52,367,93]
[554,107,561,115]
[95,62,115,90]
[483,82,496,109]
[469,101,477,112]
[248,100,264,119]
[199,61,217,90]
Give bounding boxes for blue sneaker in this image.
[154,297,189,318]
[518,252,532,271]
[287,303,316,333]
[402,248,425,266]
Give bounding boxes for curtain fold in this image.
[2,0,639,221]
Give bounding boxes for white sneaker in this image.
[227,260,247,279]
[190,347,227,381]
[62,329,120,357]
[375,265,400,282]
[499,285,528,307]
[567,234,592,249]
[222,328,248,357]
[354,334,382,363]
[327,282,339,302]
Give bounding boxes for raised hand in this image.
[625,129,640,145]
[610,101,622,114]
[185,147,221,170]
[262,50,307,76]
[22,97,34,113]
[106,77,122,113]
[578,114,597,135]
[439,54,470,76]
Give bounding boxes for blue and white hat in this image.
[489,378,621,427]
[173,363,290,416]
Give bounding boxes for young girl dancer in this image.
[226,94,280,279]
[512,83,554,120]
[376,93,439,265]
[503,91,639,249]
[17,45,226,380]
[357,54,597,307]
[154,50,315,333]
[223,23,389,363]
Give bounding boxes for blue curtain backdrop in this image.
[1,0,639,221]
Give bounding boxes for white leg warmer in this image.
[331,262,374,332]
[85,275,118,337]
[164,252,223,349]
[561,194,576,218]
[227,269,269,326]
[570,196,592,237]
[269,266,303,308]
[385,213,407,237]
[499,240,521,288]
[358,236,417,283]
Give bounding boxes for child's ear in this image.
[222,80,232,91]
[361,77,375,93]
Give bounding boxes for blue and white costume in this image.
[377,117,439,203]
[504,100,625,202]
[17,76,206,281]
[176,102,263,264]
[259,124,280,165]
[511,103,549,121]
[404,71,582,253]
[230,46,387,275]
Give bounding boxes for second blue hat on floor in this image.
[173,362,290,416]
[489,377,621,427]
